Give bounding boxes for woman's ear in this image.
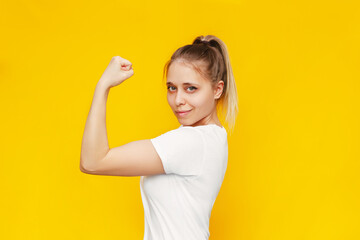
[214,80,224,99]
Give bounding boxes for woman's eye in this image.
[167,86,176,91]
[187,86,197,91]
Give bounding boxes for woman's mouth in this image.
[176,109,192,117]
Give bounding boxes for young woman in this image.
[80,35,238,239]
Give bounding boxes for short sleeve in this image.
[150,126,205,176]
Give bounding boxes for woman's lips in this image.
[176,109,192,117]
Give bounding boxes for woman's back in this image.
[140,124,228,240]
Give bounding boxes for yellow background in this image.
[1,0,359,239]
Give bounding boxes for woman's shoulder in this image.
[180,124,227,136]
[154,124,227,143]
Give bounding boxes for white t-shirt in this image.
[140,124,228,240]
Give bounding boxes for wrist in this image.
[96,81,111,92]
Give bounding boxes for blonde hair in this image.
[162,35,239,133]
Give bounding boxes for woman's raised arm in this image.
[80,56,134,171]
[80,56,165,176]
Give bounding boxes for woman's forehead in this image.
[167,61,207,85]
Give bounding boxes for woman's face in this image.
[166,60,223,127]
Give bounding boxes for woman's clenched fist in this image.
[98,56,134,89]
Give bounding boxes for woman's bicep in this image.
[81,139,165,177]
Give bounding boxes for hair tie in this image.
[201,40,210,45]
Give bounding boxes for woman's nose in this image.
[175,92,185,106]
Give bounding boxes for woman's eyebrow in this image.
[166,82,199,86]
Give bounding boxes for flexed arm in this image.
[80,56,134,171]
[80,56,165,177]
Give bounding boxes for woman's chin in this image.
[178,119,188,125]
[179,119,197,127]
